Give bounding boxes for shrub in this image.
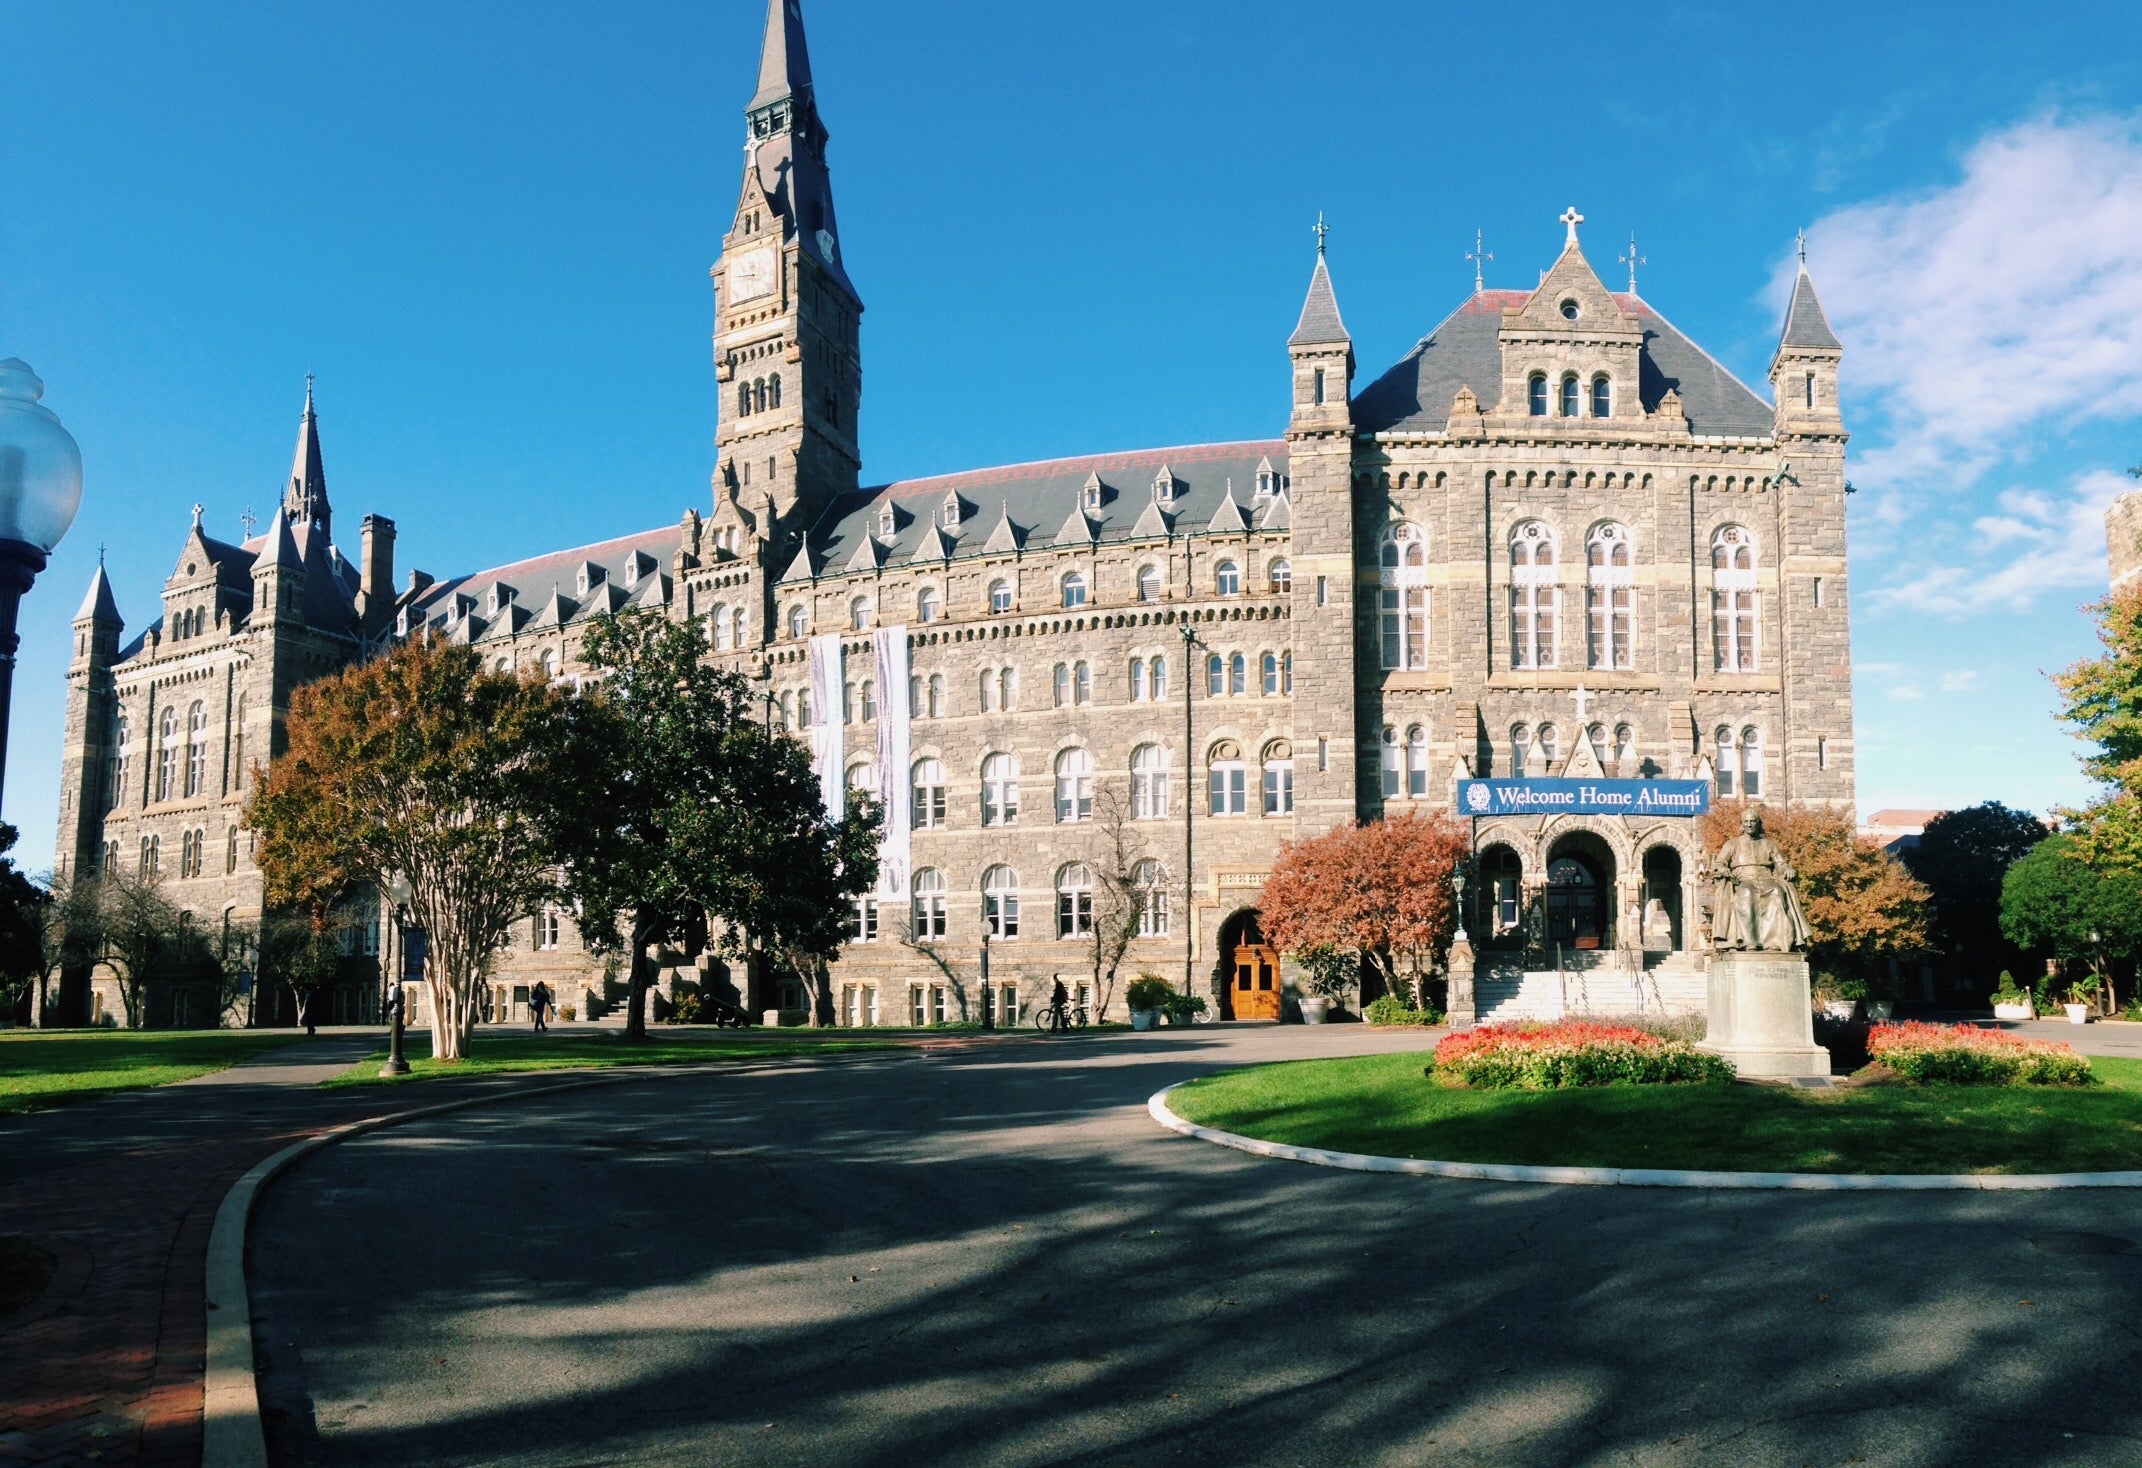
[1125,974,1174,1013]
[668,992,701,1024]
[1365,994,1439,1027]
[560,1005,577,1022]
[1432,1021,1734,1089]
[1866,1021,2094,1086]
[1161,992,1206,1023]
[1991,971,2027,1004]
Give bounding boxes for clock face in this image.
[729,246,776,303]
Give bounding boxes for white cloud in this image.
[1887,683,1925,702]
[1940,669,1982,693]
[1796,114,2142,490]
[1870,467,2131,615]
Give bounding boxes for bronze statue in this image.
[1709,810,1812,953]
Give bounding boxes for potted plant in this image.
[1990,972,2033,1022]
[2065,975,2099,1026]
[1297,946,1352,1025]
[1124,974,1172,1032]
[1161,992,1207,1027]
[1810,972,1865,1022]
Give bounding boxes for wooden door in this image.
[1232,943,1282,1021]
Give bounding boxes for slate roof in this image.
[1288,256,1351,347]
[76,563,120,623]
[803,440,1290,578]
[1353,290,1775,437]
[1779,268,1842,351]
[397,524,684,641]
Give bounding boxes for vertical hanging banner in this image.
[873,626,912,901]
[807,632,844,820]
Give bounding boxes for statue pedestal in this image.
[1446,937,1476,1031]
[1699,951,1830,1080]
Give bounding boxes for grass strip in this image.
[0,1030,303,1115]
[1169,1051,2142,1176]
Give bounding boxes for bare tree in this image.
[75,870,186,1029]
[896,910,970,1022]
[1080,786,1179,1021]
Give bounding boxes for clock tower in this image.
[711,0,862,557]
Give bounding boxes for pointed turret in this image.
[1770,240,1845,432]
[751,0,816,113]
[1780,264,1842,352]
[741,0,852,302]
[1287,229,1353,432]
[76,562,120,625]
[284,376,330,537]
[1287,254,1351,349]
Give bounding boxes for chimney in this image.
[359,514,396,629]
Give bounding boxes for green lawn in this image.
[0,1030,304,1115]
[1169,1052,2142,1175]
[319,1025,975,1087]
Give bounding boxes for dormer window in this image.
[395,607,411,638]
[1528,374,1548,416]
[941,495,961,532]
[1255,465,1277,498]
[485,584,506,617]
[1082,474,1103,514]
[1560,374,1580,417]
[1153,468,1178,505]
[877,503,896,539]
[575,564,600,597]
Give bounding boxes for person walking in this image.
[531,980,551,1034]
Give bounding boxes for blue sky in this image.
[4,0,2141,871]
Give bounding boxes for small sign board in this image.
[1458,777,1711,818]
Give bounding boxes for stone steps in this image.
[1476,956,1707,1024]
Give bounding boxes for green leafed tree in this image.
[2000,832,2142,1011]
[553,608,880,1034]
[0,824,51,1024]
[249,636,576,1060]
[1901,801,2049,982]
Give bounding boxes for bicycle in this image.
[1032,1002,1088,1033]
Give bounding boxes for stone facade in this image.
[52,0,1858,1028]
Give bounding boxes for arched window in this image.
[155,706,178,802]
[1406,725,1428,798]
[1208,741,1247,816]
[1613,723,1635,767]
[1740,726,1764,798]
[989,579,1013,614]
[1481,844,1523,934]
[1711,526,1758,672]
[1538,723,1561,766]
[184,701,207,798]
[1135,860,1170,937]
[1129,657,1147,701]
[981,754,1019,826]
[225,825,239,874]
[711,606,732,651]
[1511,722,1533,775]
[983,866,1020,939]
[846,760,876,797]
[1053,662,1070,708]
[1586,522,1634,670]
[1509,521,1559,669]
[1149,654,1168,700]
[1714,727,1737,797]
[911,759,946,829]
[860,679,877,723]
[1074,660,1091,706]
[1281,652,1292,695]
[230,694,245,790]
[999,666,1018,710]
[1269,558,1292,593]
[768,373,781,408]
[926,673,944,719]
[754,379,768,413]
[1379,522,1429,670]
[1381,725,1402,797]
[916,586,941,624]
[1261,652,1280,695]
[1228,653,1246,696]
[737,381,751,418]
[731,606,749,647]
[911,868,947,939]
[787,604,808,639]
[1132,744,1169,819]
[1587,723,1609,768]
[1263,741,1294,815]
[1215,560,1242,596]
[540,648,559,682]
[1560,374,1580,417]
[179,830,194,879]
[1206,654,1224,696]
[1591,375,1612,418]
[1055,748,1094,823]
[1528,373,1549,416]
[110,714,130,807]
[1136,565,1162,602]
[980,669,997,713]
[850,596,873,632]
[1056,864,1094,938]
[1061,571,1088,609]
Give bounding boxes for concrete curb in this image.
[1147,1083,2142,1192]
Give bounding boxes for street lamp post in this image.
[1178,620,1202,1002]
[0,359,85,808]
[383,875,416,1076]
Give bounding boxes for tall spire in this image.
[75,561,120,624]
[1288,252,1350,349]
[750,0,815,114]
[1780,260,1842,351]
[284,374,330,538]
[740,0,853,305]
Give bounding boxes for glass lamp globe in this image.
[0,358,84,554]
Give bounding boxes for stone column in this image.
[1446,936,1476,1030]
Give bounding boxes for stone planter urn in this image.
[1300,996,1331,1025]
[1864,1000,1894,1021]
[1993,1001,2033,1021]
[1818,999,1857,1022]
[2066,1002,2090,1025]
[1130,1009,1158,1031]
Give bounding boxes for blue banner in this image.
[1457,777,1710,818]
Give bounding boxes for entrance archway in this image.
[1219,909,1281,1021]
[1545,832,1616,951]
[1641,846,1683,950]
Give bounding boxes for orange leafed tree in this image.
[1700,800,1932,981]
[1260,811,1472,997]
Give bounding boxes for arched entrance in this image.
[1641,846,1683,951]
[1220,909,1282,1021]
[1477,843,1523,948]
[1545,832,1615,951]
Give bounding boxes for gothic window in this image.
[1538,723,1561,766]
[1053,663,1071,708]
[1074,661,1091,706]
[1587,723,1609,768]
[989,579,1013,614]
[1262,653,1280,696]
[179,830,195,879]
[1056,865,1094,938]
[711,607,732,651]
[1511,724,1533,775]
[1055,748,1094,823]
[860,679,877,723]
[911,868,947,939]
[184,701,207,798]
[110,714,130,807]
[911,759,946,829]
[1228,653,1246,696]
[1270,559,1292,592]
[1263,743,1295,815]
[927,673,944,718]
[981,754,1020,827]
[1281,652,1292,694]
[730,606,747,647]
[1528,374,1549,416]
[768,373,781,408]
[1215,560,1242,596]
[1711,526,1758,672]
[1586,522,1634,670]
[1740,726,1764,798]
[540,648,559,682]
[1406,725,1429,798]
[1207,654,1224,696]
[1135,860,1169,937]
[797,688,812,726]
[1000,667,1018,710]
[846,759,876,797]
[225,825,239,874]
[1379,522,1429,670]
[156,706,178,802]
[850,596,873,632]
[979,670,996,713]
[753,378,768,413]
[1062,571,1088,609]
[1149,654,1168,700]
[1136,565,1162,602]
[917,586,941,624]
[144,833,161,877]
[1132,744,1169,819]
[1130,657,1148,701]
[1560,374,1580,417]
[1614,723,1635,767]
[787,604,808,639]
[983,865,1020,939]
[1509,521,1560,669]
[842,682,858,725]
[1207,741,1247,816]
[1381,726,1402,798]
[1591,375,1612,417]
[1715,727,1737,797]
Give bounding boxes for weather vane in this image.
[1312,212,1330,256]
[1619,232,1646,294]
[1467,230,1493,294]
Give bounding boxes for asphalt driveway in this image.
[248,1026,2142,1467]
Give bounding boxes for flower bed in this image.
[1867,1021,2095,1086]
[1432,1021,1734,1089]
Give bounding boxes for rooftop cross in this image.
[1467,229,1493,294]
[1560,206,1584,246]
[240,504,257,537]
[1796,228,1807,264]
[1312,212,1330,256]
[1619,232,1646,294]
[191,503,204,527]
